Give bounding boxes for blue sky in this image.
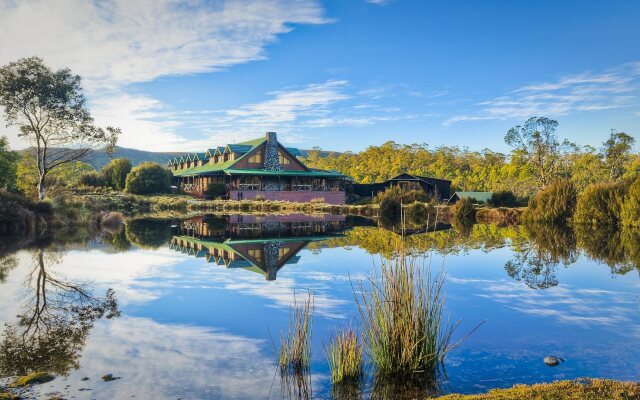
[1,0,639,152]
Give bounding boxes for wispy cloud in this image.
[0,0,327,90]
[0,0,328,150]
[366,0,391,5]
[446,62,640,124]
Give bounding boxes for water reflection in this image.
[171,214,351,281]
[0,215,638,399]
[0,246,120,376]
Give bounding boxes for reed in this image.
[279,292,315,374]
[353,252,458,377]
[325,328,364,384]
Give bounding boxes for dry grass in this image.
[325,328,364,384]
[98,211,125,231]
[279,292,315,374]
[435,379,640,400]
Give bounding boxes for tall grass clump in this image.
[279,292,315,374]
[574,182,626,227]
[451,197,476,224]
[325,328,364,384]
[353,255,457,377]
[523,180,576,224]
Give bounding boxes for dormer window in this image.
[278,151,290,165]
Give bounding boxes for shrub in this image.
[574,182,626,227]
[79,170,106,187]
[489,191,520,207]
[374,186,429,205]
[99,211,125,231]
[101,158,132,190]
[204,182,226,199]
[30,201,53,215]
[620,177,640,228]
[124,162,171,195]
[523,180,577,224]
[451,197,476,224]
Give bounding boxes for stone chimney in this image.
[264,131,282,171]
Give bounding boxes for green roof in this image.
[225,169,346,178]
[170,135,343,178]
[452,191,493,202]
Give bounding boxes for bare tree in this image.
[0,57,120,200]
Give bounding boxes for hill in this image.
[20,146,339,170]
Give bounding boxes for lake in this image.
[1,214,639,399]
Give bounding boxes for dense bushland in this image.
[574,182,627,227]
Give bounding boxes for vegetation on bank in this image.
[435,379,640,400]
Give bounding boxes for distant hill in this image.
[84,146,182,169]
[20,146,339,170]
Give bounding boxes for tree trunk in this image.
[37,175,46,201]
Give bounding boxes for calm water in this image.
[1,214,639,399]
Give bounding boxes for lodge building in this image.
[167,132,348,204]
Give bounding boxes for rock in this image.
[544,356,564,366]
[10,372,55,387]
[101,374,120,382]
[80,377,90,381]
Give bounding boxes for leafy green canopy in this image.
[0,57,120,199]
[124,162,171,195]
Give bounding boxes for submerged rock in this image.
[10,372,55,387]
[80,377,90,382]
[101,374,120,382]
[544,356,565,366]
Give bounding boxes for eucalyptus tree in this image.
[601,129,635,181]
[0,57,120,200]
[505,117,569,188]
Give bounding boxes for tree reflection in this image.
[505,224,577,289]
[0,254,17,283]
[0,247,120,376]
[125,218,172,249]
[575,225,640,275]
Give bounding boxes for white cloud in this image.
[446,62,640,124]
[0,0,328,150]
[0,0,326,90]
[366,0,391,5]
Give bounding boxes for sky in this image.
[0,0,639,153]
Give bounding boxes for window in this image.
[248,249,263,262]
[278,151,290,165]
[278,247,290,259]
[248,151,263,164]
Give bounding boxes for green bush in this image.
[374,186,429,205]
[451,197,476,224]
[523,180,577,224]
[489,191,521,207]
[205,182,226,199]
[101,158,132,190]
[574,182,626,227]
[620,177,640,227]
[79,170,105,187]
[124,162,171,195]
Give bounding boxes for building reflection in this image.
[170,214,351,280]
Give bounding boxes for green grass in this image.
[279,292,315,374]
[9,372,55,387]
[353,253,458,377]
[325,328,364,384]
